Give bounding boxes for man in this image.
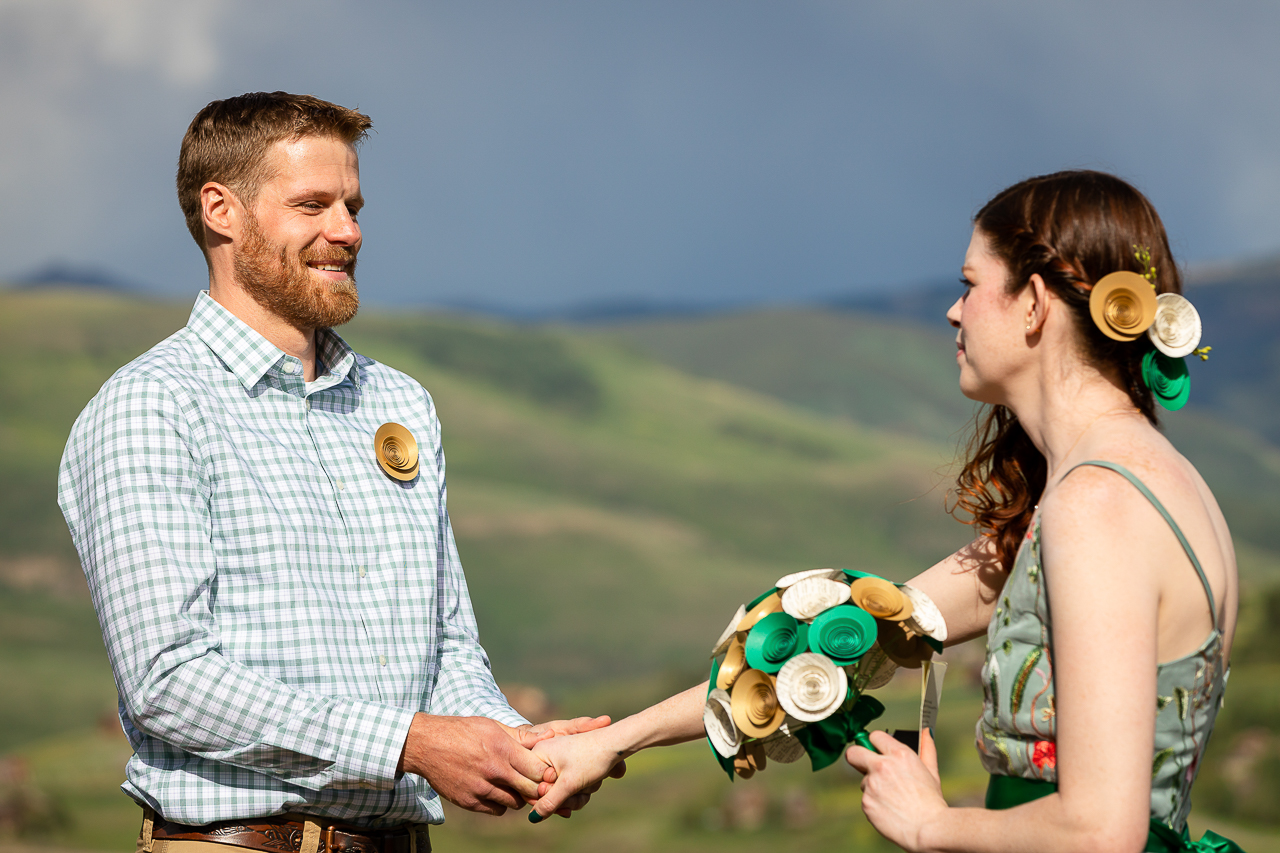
[58,92,607,853]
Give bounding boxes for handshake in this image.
[397,711,629,822]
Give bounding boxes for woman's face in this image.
[946,228,1030,404]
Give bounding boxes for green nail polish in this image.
[528,811,544,824]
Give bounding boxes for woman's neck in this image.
[1007,369,1142,480]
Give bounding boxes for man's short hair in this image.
[177,91,372,256]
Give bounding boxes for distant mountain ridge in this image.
[9,262,144,293]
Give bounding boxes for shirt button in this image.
[283,362,297,375]
[379,655,388,667]
[358,565,366,577]
[305,399,312,411]
[337,479,345,490]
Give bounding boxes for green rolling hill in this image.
[597,307,1280,574]
[2,287,1279,851]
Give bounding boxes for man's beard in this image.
[234,211,359,330]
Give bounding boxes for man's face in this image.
[233,135,364,330]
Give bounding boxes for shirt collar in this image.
[187,291,359,392]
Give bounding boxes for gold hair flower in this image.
[1089,271,1158,341]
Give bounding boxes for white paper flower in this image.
[1147,293,1203,358]
[901,584,948,643]
[710,604,747,657]
[782,578,850,620]
[849,644,898,691]
[761,731,806,764]
[775,652,847,723]
[775,567,843,589]
[704,688,742,758]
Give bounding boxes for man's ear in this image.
[200,182,241,245]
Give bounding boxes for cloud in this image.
[3,1,1280,305]
[0,0,234,288]
[0,0,225,88]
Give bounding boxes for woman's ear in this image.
[1025,273,1052,334]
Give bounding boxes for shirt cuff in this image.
[329,701,419,791]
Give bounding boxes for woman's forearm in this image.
[596,682,708,756]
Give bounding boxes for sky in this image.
[3,0,1279,311]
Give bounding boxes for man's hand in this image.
[398,713,550,816]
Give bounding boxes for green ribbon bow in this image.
[794,694,885,771]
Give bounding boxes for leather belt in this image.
[150,814,430,853]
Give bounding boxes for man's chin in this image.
[322,290,359,327]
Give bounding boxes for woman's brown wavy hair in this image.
[950,171,1182,573]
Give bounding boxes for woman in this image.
[529,171,1238,853]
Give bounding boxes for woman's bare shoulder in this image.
[1039,427,1237,657]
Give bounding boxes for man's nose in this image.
[324,208,361,246]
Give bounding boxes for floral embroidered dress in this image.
[976,461,1228,832]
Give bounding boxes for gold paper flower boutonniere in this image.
[374,422,419,481]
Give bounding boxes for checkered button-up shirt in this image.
[57,291,526,827]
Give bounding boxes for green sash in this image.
[985,776,1245,853]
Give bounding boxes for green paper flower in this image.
[745,612,808,673]
[1142,350,1190,411]
[810,604,877,665]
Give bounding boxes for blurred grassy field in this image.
[2,288,1279,850]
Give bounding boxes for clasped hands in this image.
[399,712,627,820]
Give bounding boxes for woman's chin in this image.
[957,376,1002,406]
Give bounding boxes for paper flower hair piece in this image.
[1147,293,1203,358]
[1143,350,1191,411]
[1089,272,1159,342]
[705,569,946,777]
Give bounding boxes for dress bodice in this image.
[975,462,1228,831]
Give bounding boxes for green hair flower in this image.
[1143,350,1190,411]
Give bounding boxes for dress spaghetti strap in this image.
[1062,461,1219,631]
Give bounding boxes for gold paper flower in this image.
[716,635,748,690]
[1088,272,1158,341]
[730,669,787,738]
[737,592,783,632]
[374,422,420,481]
[849,577,912,621]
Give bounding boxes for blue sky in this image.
[3,0,1279,310]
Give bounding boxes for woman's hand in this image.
[846,728,948,852]
[527,728,629,821]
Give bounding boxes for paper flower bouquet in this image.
[703,568,948,778]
